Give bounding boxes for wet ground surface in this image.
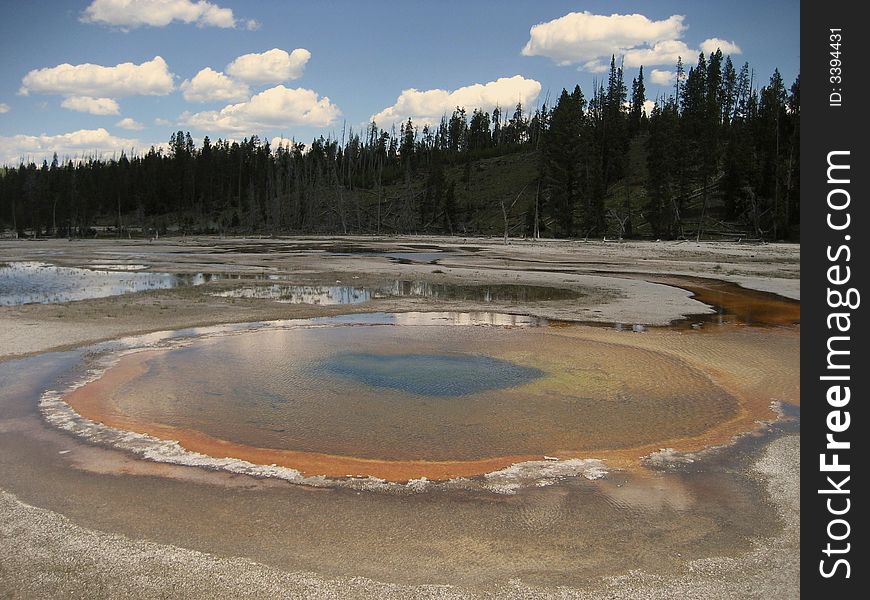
[208,241,453,264]
[599,272,801,329]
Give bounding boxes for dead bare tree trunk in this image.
[608,208,628,241]
[501,184,529,245]
[376,161,382,235]
[333,166,347,234]
[696,176,707,242]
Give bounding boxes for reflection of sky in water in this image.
[0,262,220,305]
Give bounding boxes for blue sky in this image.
[0,0,799,165]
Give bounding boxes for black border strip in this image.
[802,1,867,595]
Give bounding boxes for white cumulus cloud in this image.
[0,128,144,165]
[522,11,742,73]
[649,68,689,87]
[371,75,542,128]
[81,0,237,29]
[154,117,173,127]
[181,85,341,134]
[650,69,676,86]
[642,99,656,116]
[60,96,120,115]
[226,48,311,84]
[181,67,250,103]
[522,12,687,66]
[622,40,695,69]
[20,56,174,98]
[0,103,10,114]
[700,37,742,55]
[116,117,145,130]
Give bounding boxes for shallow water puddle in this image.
[0,262,224,305]
[213,281,583,305]
[213,283,374,304]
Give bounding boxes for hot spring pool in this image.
[58,312,754,480]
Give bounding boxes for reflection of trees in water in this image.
[214,280,581,305]
[379,281,580,302]
[215,284,372,305]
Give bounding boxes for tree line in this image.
[0,51,799,241]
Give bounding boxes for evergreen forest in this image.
[0,52,800,241]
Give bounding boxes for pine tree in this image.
[399,118,416,171]
[629,66,646,136]
[757,68,788,238]
[645,100,681,237]
[447,108,467,153]
[542,86,585,237]
[602,55,629,187]
[720,56,738,125]
[468,109,492,151]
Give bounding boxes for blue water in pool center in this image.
[320,352,543,397]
